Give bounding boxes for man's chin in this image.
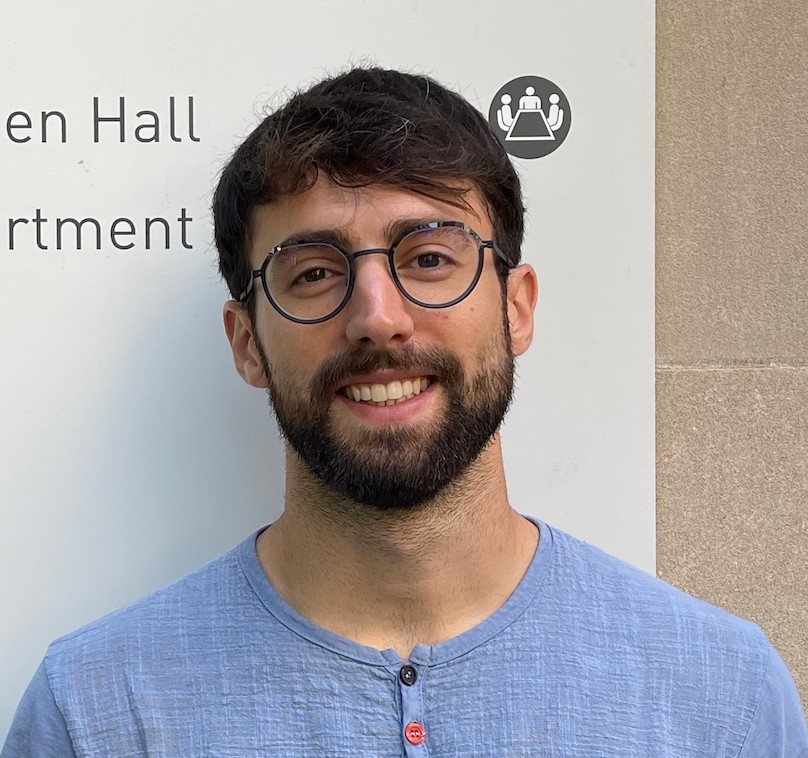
[285,423,454,510]
[315,460,450,511]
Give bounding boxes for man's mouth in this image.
[339,377,434,407]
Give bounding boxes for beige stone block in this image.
[657,366,808,708]
[657,0,808,364]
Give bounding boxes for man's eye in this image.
[289,266,345,287]
[416,253,444,268]
[300,268,328,283]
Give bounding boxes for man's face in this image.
[228,178,535,510]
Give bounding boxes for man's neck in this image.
[256,438,539,659]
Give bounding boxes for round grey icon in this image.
[488,76,571,159]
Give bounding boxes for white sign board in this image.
[0,0,655,735]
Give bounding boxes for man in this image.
[4,67,806,756]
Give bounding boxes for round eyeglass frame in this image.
[237,220,515,325]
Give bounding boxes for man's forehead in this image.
[248,179,488,260]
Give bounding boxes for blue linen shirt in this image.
[4,519,807,756]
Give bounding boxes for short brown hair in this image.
[213,67,524,305]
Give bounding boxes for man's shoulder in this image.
[19,532,296,754]
[523,524,791,751]
[543,523,769,661]
[44,537,256,675]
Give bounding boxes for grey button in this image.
[399,665,417,686]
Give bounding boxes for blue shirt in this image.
[4,519,807,756]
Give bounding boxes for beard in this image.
[255,327,514,510]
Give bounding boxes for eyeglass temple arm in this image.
[237,270,261,302]
[488,241,517,268]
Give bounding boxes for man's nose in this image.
[343,256,415,347]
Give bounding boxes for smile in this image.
[340,377,433,406]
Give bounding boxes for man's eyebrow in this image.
[276,216,468,251]
[384,217,452,242]
[384,207,483,240]
[275,228,353,248]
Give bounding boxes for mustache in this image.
[312,345,464,396]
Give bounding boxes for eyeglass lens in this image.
[264,225,481,321]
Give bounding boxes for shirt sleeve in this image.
[1,660,77,758]
[738,643,808,758]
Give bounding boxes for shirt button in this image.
[404,722,426,745]
[399,665,417,686]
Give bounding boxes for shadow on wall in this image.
[110,266,287,571]
[8,261,286,623]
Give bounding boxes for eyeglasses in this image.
[238,221,513,324]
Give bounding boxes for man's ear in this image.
[223,301,269,388]
[506,264,539,357]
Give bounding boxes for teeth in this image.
[343,377,431,404]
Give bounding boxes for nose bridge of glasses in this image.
[350,247,393,262]
[349,247,403,300]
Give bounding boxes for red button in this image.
[404,722,426,745]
